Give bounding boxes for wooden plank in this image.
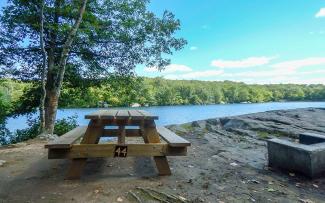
[85,110,157,120]
[118,125,126,144]
[157,126,191,147]
[141,121,171,175]
[143,121,160,143]
[97,119,151,126]
[48,143,187,159]
[65,159,87,180]
[137,110,159,120]
[65,120,104,180]
[154,156,171,175]
[116,110,130,120]
[45,126,87,149]
[80,121,104,144]
[85,110,118,119]
[84,110,105,119]
[53,143,186,159]
[71,144,165,158]
[101,109,118,119]
[103,129,141,137]
[128,110,145,120]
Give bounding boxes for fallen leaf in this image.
[117,197,123,202]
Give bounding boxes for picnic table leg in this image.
[65,120,103,179]
[141,121,171,176]
[118,125,126,144]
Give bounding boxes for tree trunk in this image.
[44,87,59,134]
[39,0,47,133]
[44,0,88,134]
[44,61,59,134]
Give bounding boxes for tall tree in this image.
[39,0,47,132]
[0,0,186,134]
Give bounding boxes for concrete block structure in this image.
[267,132,325,178]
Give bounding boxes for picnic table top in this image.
[85,109,158,120]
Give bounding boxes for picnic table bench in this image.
[45,109,191,179]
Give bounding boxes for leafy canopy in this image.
[0,0,187,80]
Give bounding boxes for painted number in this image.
[114,146,128,157]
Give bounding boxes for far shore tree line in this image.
[1,77,325,116]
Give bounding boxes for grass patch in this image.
[256,130,290,140]
[181,123,194,131]
[256,131,270,139]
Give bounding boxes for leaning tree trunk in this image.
[39,0,47,133]
[44,0,88,134]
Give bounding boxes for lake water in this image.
[6,102,325,132]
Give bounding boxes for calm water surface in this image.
[6,102,325,132]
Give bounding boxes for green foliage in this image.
[54,116,78,136]
[0,79,31,117]
[0,116,78,145]
[0,120,11,145]
[56,77,325,107]
[0,0,186,81]
[12,118,40,144]
[3,77,325,114]
[0,92,10,118]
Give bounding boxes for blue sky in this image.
[139,0,325,84]
[1,0,325,84]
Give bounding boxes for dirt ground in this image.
[0,108,325,203]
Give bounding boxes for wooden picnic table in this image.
[45,109,191,179]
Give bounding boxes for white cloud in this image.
[271,57,325,71]
[315,8,325,18]
[190,46,198,51]
[211,56,275,68]
[165,70,224,80]
[222,70,284,78]
[217,56,325,84]
[144,64,192,73]
[144,57,325,84]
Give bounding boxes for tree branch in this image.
[57,0,88,89]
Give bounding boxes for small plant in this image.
[54,116,78,136]
[256,131,270,139]
[0,120,12,145]
[0,116,78,145]
[12,118,40,144]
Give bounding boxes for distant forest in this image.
[1,76,325,117]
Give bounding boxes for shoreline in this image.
[4,102,325,134]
